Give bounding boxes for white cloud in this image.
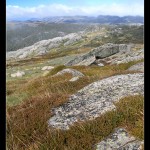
[6,3,144,20]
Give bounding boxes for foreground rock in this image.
[127,62,144,72]
[48,73,144,130]
[96,128,143,150]
[65,43,132,66]
[11,71,25,77]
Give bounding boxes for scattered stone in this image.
[11,71,25,77]
[127,62,144,72]
[69,76,80,82]
[55,68,84,77]
[41,66,54,71]
[98,63,104,67]
[48,73,144,130]
[96,128,143,150]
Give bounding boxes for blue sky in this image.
[6,0,144,20]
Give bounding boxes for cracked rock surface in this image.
[96,128,143,150]
[48,73,144,130]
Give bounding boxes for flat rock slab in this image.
[48,73,144,130]
[96,128,143,150]
[127,62,144,72]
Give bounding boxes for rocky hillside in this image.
[6,24,143,61]
[6,23,89,52]
[6,24,144,150]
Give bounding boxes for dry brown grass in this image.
[6,60,143,106]
[7,95,144,150]
[6,60,144,149]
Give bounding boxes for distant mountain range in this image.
[6,15,144,52]
[22,15,144,24]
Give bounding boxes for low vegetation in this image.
[7,93,144,150]
[6,23,144,149]
[6,59,144,150]
[6,59,143,106]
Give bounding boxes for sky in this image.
[6,0,144,20]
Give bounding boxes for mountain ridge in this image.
[8,15,144,24]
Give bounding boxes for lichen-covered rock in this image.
[127,62,144,72]
[55,68,84,77]
[119,44,133,52]
[96,128,143,150]
[75,56,96,66]
[48,73,144,130]
[110,49,144,65]
[65,43,131,66]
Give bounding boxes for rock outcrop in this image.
[110,49,144,65]
[95,48,144,65]
[96,128,143,150]
[65,43,132,66]
[6,32,84,60]
[48,73,144,130]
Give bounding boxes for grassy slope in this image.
[7,94,144,150]
[7,59,144,150]
[6,25,144,149]
[6,59,143,106]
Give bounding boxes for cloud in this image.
[6,3,144,20]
